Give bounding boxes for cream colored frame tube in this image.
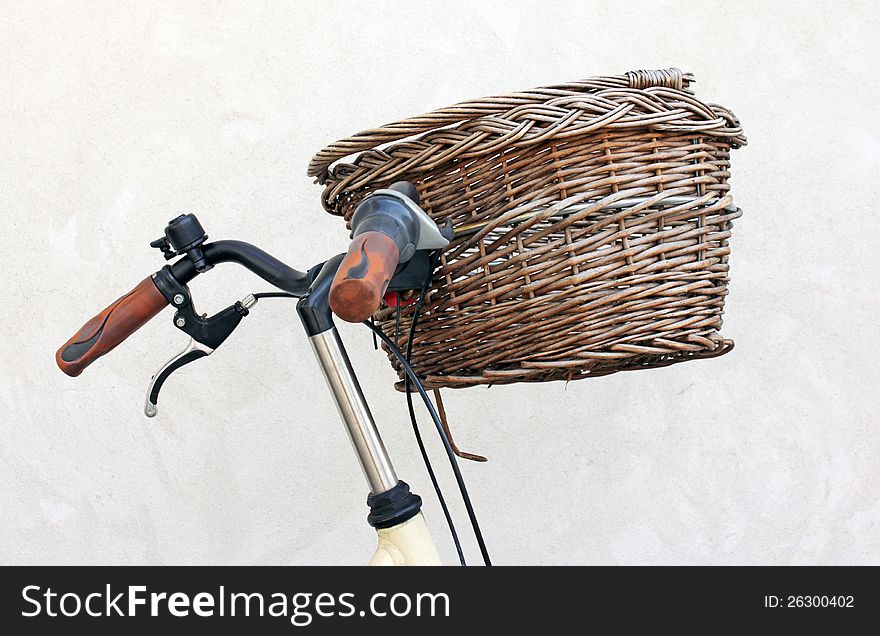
[369,513,442,566]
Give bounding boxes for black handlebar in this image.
[169,240,317,295]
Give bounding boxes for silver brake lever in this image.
[144,337,214,417]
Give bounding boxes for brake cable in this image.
[393,251,466,566]
[364,263,492,567]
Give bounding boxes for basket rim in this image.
[308,67,746,192]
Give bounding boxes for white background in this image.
[1,0,877,565]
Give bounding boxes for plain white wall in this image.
[2,0,878,565]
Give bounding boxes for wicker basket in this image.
[309,68,747,390]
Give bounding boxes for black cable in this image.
[369,317,379,350]
[252,291,297,299]
[402,254,487,565]
[364,321,492,566]
[398,265,466,566]
[401,377,466,566]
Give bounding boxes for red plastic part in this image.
[383,290,417,309]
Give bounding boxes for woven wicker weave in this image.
[310,68,747,390]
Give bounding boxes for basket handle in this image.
[307,68,691,180]
[623,67,690,90]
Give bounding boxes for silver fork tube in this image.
[308,327,398,494]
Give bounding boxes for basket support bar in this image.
[453,195,738,238]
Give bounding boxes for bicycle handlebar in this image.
[56,275,169,377]
[54,184,435,374]
[56,239,318,376]
[167,240,315,291]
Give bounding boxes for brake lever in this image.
[144,337,214,417]
[143,279,257,417]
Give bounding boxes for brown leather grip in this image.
[56,276,169,377]
[329,231,400,323]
